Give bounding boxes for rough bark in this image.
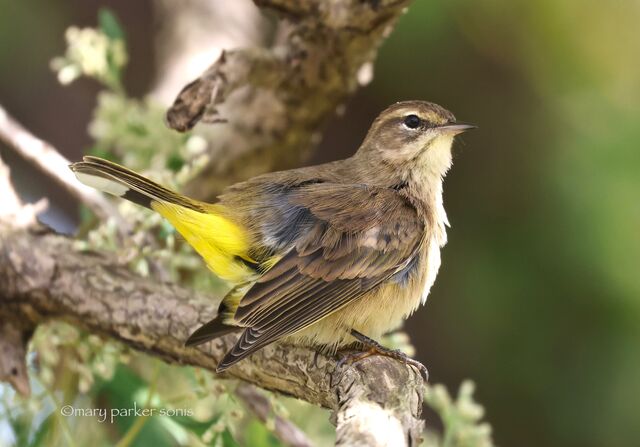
[150,0,267,105]
[166,0,412,200]
[0,1,427,444]
[0,224,425,445]
[0,317,32,397]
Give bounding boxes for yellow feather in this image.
[151,202,254,283]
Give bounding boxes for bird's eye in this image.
[403,114,422,129]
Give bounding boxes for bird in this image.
[70,100,474,377]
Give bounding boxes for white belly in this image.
[420,233,443,304]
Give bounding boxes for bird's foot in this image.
[336,330,428,381]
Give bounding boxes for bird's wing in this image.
[217,183,424,370]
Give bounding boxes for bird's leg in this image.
[336,329,429,381]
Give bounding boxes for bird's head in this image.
[357,100,475,182]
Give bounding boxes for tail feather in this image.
[185,285,248,347]
[216,327,270,372]
[185,316,241,347]
[70,156,203,212]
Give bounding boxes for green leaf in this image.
[98,8,125,41]
[170,414,220,438]
[88,146,118,161]
[166,153,185,172]
[6,408,33,447]
[242,419,282,447]
[94,365,173,447]
[28,412,55,447]
[158,220,176,240]
[221,428,241,447]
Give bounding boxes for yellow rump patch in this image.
[151,202,254,283]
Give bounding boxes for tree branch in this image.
[0,317,32,397]
[0,223,424,446]
[0,1,427,444]
[166,0,412,200]
[150,0,267,105]
[0,154,36,397]
[0,104,123,227]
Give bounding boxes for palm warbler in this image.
[71,101,474,375]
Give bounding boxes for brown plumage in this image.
[71,100,474,373]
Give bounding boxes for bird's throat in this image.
[419,135,454,180]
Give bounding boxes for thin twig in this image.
[0,153,22,213]
[236,383,314,447]
[0,152,47,227]
[0,103,123,226]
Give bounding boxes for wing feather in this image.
[216,183,425,371]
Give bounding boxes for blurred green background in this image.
[1,1,639,446]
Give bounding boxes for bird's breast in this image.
[286,230,446,350]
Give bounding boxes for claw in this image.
[338,329,429,382]
[336,348,375,369]
[401,356,429,381]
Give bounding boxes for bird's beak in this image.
[438,122,477,135]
